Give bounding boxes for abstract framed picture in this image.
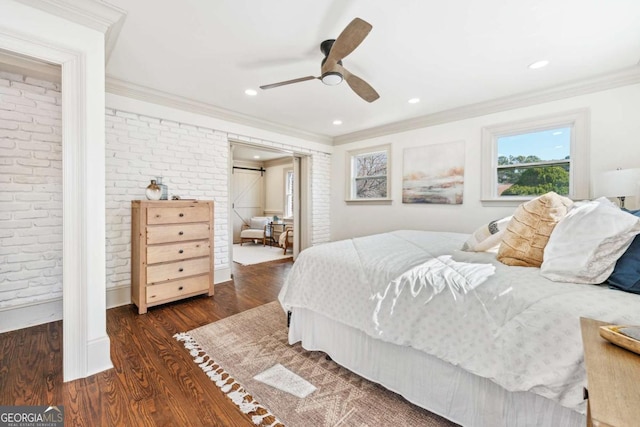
[402,141,465,204]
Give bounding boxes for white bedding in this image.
[278,230,640,414]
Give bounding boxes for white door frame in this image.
[228,140,311,262]
[0,2,111,381]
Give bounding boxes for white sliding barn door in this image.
[232,168,264,243]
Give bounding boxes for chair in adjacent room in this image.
[240,216,271,246]
[278,225,293,254]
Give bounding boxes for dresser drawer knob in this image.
[178,231,184,235]
[178,249,184,254]
[178,286,184,291]
[179,213,184,217]
[178,268,184,272]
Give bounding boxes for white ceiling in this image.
[105,0,640,142]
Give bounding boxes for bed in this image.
[278,226,640,427]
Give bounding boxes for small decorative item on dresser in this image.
[145,179,162,200]
[156,176,168,200]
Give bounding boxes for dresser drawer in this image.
[147,240,210,264]
[146,257,211,284]
[147,223,210,244]
[147,205,210,225]
[146,274,210,304]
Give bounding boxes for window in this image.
[284,169,293,218]
[346,144,391,202]
[481,109,589,203]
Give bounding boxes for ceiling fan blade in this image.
[322,17,372,74]
[260,76,318,90]
[337,65,379,103]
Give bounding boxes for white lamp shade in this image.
[595,168,640,198]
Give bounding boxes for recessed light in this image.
[528,60,549,70]
[552,131,563,136]
[253,155,260,159]
[244,89,257,96]
[332,120,342,125]
[408,98,420,104]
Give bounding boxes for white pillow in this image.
[541,197,640,284]
[462,216,512,252]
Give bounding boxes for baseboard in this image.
[215,266,231,284]
[86,335,114,376]
[1,266,235,333]
[0,298,62,333]
[106,284,131,309]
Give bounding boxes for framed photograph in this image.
[402,141,465,204]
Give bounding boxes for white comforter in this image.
[278,230,640,413]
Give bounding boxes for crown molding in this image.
[14,0,127,62]
[333,66,640,145]
[0,50,61,82]
[105,76,333,145]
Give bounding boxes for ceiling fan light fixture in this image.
[321,71,343,86]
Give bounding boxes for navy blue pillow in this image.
[608,209,640,294]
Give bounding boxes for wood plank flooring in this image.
[0,259,292,426]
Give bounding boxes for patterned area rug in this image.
[175,302,458,427]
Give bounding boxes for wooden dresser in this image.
[131,200,214,314]
[580,317,640,427]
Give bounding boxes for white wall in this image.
[331,83,640,240]
[264,159,293,217]
[0,69,62,310]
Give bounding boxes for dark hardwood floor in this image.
[0,258,293,426]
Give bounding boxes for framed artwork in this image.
[402,141,465,204]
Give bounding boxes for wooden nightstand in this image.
[580,317,640,427]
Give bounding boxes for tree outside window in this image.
[346,145,391,201]
[481,110,589,202]
[496,127,570,196]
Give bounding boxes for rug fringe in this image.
[174,332,284,427]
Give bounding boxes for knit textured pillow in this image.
[497,192,573,267]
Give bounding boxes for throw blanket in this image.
[279,230,640,413]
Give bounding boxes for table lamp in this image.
[595,168,640,209]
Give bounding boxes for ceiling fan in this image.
[260,18,379,103]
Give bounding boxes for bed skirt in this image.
[289,307,585,427]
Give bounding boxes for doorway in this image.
[0,4,111,381]
[230,142,305,265]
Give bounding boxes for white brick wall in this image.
[311,152,331,244]
[1,67,331,312]
[0,70,63,309]
[105,109,230,290]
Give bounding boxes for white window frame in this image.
[481,109,589,205]
[283,168,293,218]
[345,144,392,204]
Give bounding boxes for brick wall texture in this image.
[1,69,331,310]
[0,70,63,309]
